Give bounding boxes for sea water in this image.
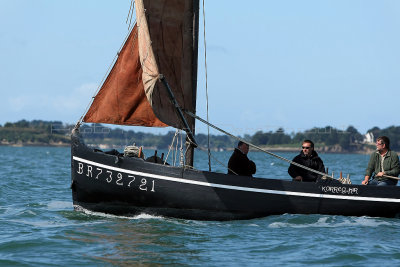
[1,146,400,266]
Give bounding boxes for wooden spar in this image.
[347,174,351,184]
[160,75,198,149]
[138,147,142,158]
[184,0,200,167]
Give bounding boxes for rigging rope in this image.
[180,131,185,166]
[76,19,137,128]
[207,149,238,175]
[184,140,191,167]
[164,129,179,166]
[174,130,180,166]
[202,0,212,172]
[185,111,333,179]
[126,0,135,29]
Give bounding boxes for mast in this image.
[84,0,200,160]
[186,0,200,167]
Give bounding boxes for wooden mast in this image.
[186,0,200,167]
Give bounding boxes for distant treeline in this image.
[0,120,70,145]
[2,120,400,151]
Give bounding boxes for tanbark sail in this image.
[83,0,199,131]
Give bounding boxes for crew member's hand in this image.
[294,176,303,182]
[376,172,385,177]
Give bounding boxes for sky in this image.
[1,0,400,136]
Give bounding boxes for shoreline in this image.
[0,143,377,154]
[0,143,70,147]
[255,146,375,155]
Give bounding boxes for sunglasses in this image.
[302,146,311,149]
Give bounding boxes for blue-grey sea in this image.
[1,146,400,266]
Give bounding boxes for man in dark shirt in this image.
[228,141,256,177]
[288,140,325,182]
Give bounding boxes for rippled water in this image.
[1,146,400,266]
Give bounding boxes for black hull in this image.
[71,131,400,220]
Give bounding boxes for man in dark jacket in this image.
[288,140,325,182]
[228,141,256,177]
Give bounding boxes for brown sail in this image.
[84,0,199,130]
[83,25,166,127]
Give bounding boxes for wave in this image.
[268,214,393,228]
[73,205,166,220]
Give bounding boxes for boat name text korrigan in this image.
[320,186,358,195]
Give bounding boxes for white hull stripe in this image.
[73,156,400,203]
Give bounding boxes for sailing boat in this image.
[71,0,400,220]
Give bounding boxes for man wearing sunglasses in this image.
[288,140,325,182]
[362,136,400,186]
